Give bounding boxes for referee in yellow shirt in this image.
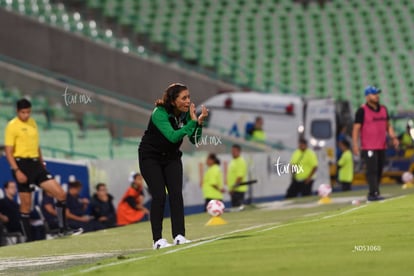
[227,144,248,208]
[4,99,73,241]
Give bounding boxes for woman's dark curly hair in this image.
[207,153,220,165]
[155,83,188,114]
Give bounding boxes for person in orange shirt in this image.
[117,173,149,226]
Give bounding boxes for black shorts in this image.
[12,158,53,193]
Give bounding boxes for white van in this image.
[201,92,339,160]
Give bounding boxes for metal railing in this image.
[41,146,98,159]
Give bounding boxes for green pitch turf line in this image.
[64,197,394,275]
[256,203,368,233]
[68,223,275,275]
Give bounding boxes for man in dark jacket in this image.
[66,180,104,233]
[90,183,116,229]
[0,181,21,234]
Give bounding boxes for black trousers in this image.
[0,222,5,246]
[340,181,352,191]
[231,192,245,207]
[139,154,184,242]
[361,150,385,197]
[285,179,314,198]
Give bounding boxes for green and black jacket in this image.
[139,106,202,157]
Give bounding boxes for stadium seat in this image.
[2,0,414,115]
[86,0,102,10]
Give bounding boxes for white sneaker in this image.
[174,234,191,245]
[153,238,173,250]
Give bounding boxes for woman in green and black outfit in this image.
[139,83,208,249]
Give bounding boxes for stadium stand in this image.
[1,0,412,114]
[0,0,413,161]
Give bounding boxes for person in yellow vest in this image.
[247,116,267,142]
[337,140,354,191]
[399,124,413,150]
[201,153,224,211]
[285,138,318,198]
[227,144,248,208]
[4,98,79,241]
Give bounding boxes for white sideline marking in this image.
[379,195,407,203]
[256,218,319,233]
[0,253,113,271]
[256,195,407,234]
[77,223,276,274]
[169,222,277,253]
[76,255,149,274]
[164,237,222,255]
[322,205,367,219]
[256,205,368,233]
[303,212,323,217]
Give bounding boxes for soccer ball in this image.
[318,184,332,197]
[206,200,225,217]
[402,171,413,183]
[351,199,361,206]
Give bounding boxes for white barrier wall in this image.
[88,149,330,209]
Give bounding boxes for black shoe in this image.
[367,195,377,202]
[367,195,385,202]
[58,227,84,237]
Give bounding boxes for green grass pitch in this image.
[1,185,414,276]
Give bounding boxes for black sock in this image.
[20,213,32,242]
[56,200,67,230]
